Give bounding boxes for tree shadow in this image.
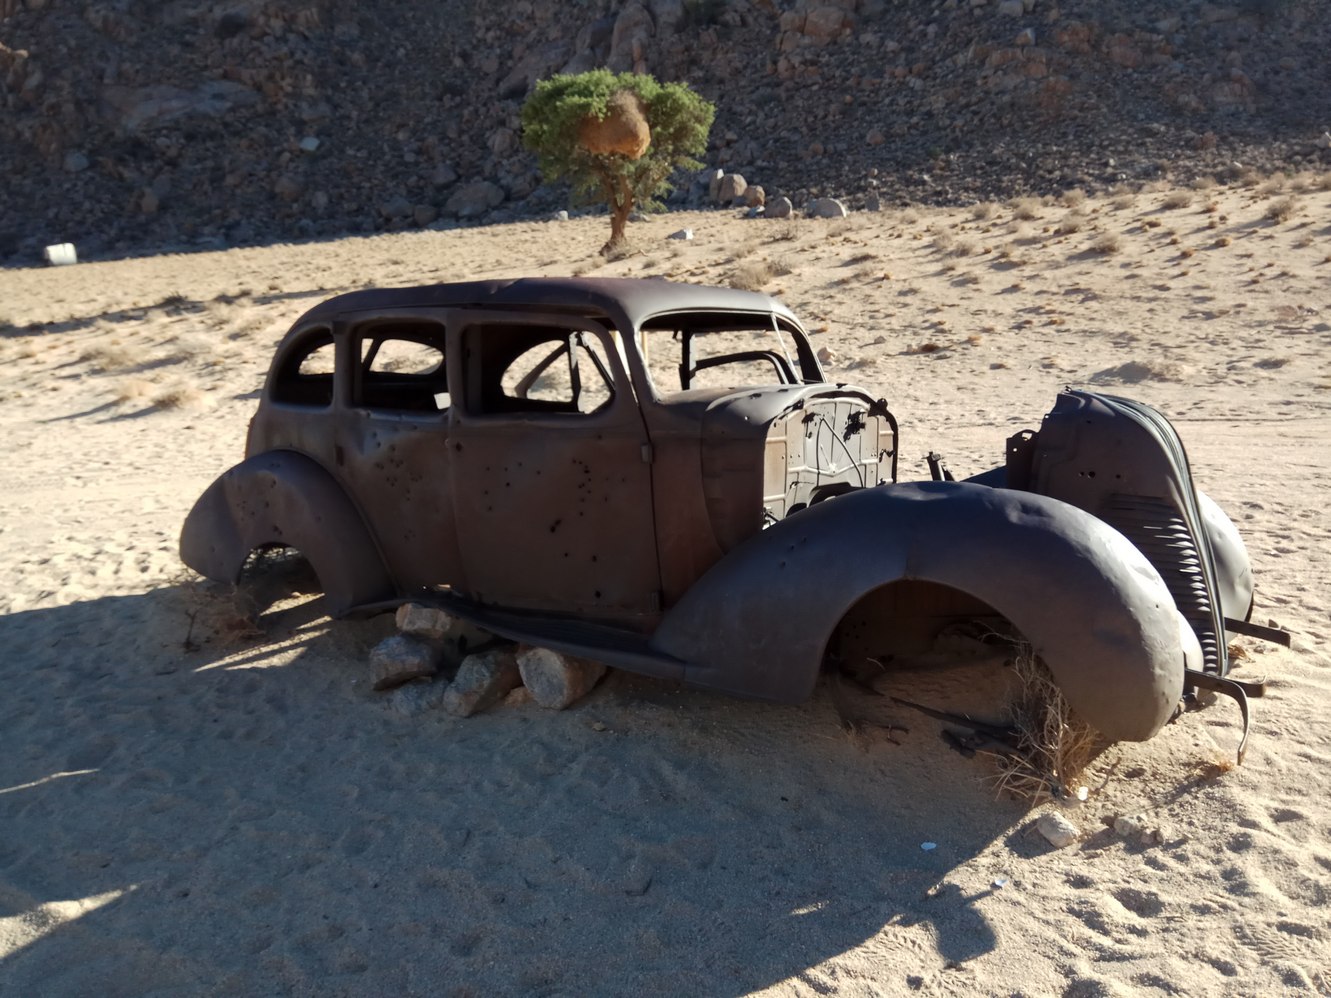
[1,570,1034,994]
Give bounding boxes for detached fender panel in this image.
[652,481,1197,741]
[1197,490,1254,625]
[180,451,396,615]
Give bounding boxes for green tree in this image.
[521,70,715,254]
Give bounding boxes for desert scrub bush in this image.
[729,259,777,290]
[1055,212,1086,235]
[987,645,1101,802]
[81,343,136,372]
[1059,188,1087,207]
[1191,175,1218,190]
[1162,191,1193,209]
[949,237,979,257]
[1009,197,1043,220]
[1265,197,1297,223]
[970,202,998,221]
[1091,232,1123,254]
[522,70,714,254]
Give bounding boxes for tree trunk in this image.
[601,174,634,256]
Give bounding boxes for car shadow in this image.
[2,573,1032,995]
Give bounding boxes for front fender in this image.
[652,481,1199,741]
[180,451,396,615]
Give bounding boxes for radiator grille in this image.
[1104,494,1221,674]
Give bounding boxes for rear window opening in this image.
[356,321,449,413]
[269,327,334,407]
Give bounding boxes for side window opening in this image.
[466,324,616,416]
[356,322,449,413]
[270,328,335,407]
[639,314,811,398]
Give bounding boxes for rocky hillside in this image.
[2,0,1327,261]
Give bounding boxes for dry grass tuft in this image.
[81,343,136,373]
[728,259,778,291]
[971,202,998,221]
[1090,232,1122,255]
[1059,188,1087,207]
[1264,197,1298,224]
[1055,212,1086,235]
[153,384,205,410]
[1162,191,1194,209]
[1258,173,1288,196]
[767,221,801,243]
[1110,195,1136,211]
[949,237,979,258]
[987,647,1102,803]
[1191,175,1218,191]
[114,377,157,404]
[1010,197,1043,221]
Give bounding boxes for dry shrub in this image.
[1010,197,1043,220]
[1162,191,1193,209]
[767,221,801,243]
[987,646,1102,802]
[1060,188,1087,207]
[1091,232,1122,254]
[932,228,956,253]
[1265,197,1298,223]
[81,343,136,372]
[153,384,204,409]
[971,202,998,221]
[905,341,943,354]
[1191,175,1218,191]
[114,377,156,404]
[1055,212,1086,235]
[1110,195,1136,211]
[1259,173,1288,196]
[729,259,777,291]
[950,237,979,257]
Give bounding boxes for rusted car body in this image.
[182,278,1262,744]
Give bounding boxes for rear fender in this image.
[651,481,1199,741]
[180,451,396,615]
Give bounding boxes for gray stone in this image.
[765,196,793,219]
[446,180,505,219]
[516,646,607,709]
[389,680,448,715]
[1036,812,1080,848]
[371,634,441,691]
[103,81,259,134]
[553,209,570,221]
[413,204,438,227]
[667,228,694,240]
[380,195,413,220]
[431,163,459,187]
[705,168,725,202]
[442,648,522,717]
[299,136,321,154]
[864,193,882,212]
[717,173,748,204]
[63,151,89,173]
[997,0,1024,15]
[808,197,849,219]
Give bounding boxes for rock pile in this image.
[371,603,608,717]
[1,0,1327,261]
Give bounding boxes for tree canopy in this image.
[521,70,715,253]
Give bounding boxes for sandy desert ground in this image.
[1,177,1329,997]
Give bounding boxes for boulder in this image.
[370,634,440,691]
[608,2,655,73]
[717,173,747,203]
[744,185,766,208]
[446,181,505,219]
[808,196,849,218]
[103,81,259,134]
[766,195,793,219]
[577,90,651,160]
[380,195,413,220]
[516,646,607,709]
[442,648,522,717]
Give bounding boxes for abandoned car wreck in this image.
[181,277,1275,751]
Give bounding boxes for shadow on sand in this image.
[0,567,1045,994]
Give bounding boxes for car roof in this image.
[284,277,800,334]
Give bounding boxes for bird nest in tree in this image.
[577,90,651,160]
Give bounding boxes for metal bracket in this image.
[1184,669,1255,765]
